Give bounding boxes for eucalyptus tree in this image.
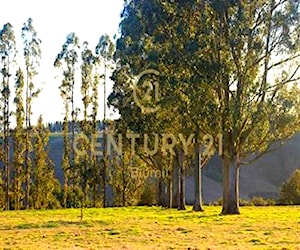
[21,18,42,208]
[109,65,173,207]
[112,0,300,215]
[91,58,100,206]
[13,68,25,210]
[0,23,17,210]
[105,120,147,206]
[79,41,96,205]
[54,32,80,208]
[109,0,217,211]
[32,115,59,209]
[95,34,115,207]
[109,0,182,208]
[203,0,300,214]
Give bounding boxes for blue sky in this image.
[0,0,124,124]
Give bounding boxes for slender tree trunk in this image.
[102,129,107,208]
[161,176,171,208]
[4,91,10,210]
[178,148,186,210]
[221,156,240,214]
[193,139,204,211]
[24,66,30,209]
[167,176,172,208]
[102,58,107,208]
[92,125,98,207]
[4,117,9,211]
[92,161,96,207]
[63,177,68,208]
[62,113,70,208]
[156,177,163,206]
[122,156,126,206]
[14,164,21,210]
[161,179,167,207]
[172,151,180,208]
[71,79,75,174]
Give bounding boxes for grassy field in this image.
[0,206,299,249]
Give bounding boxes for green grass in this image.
[0,206,299,249]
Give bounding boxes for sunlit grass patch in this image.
[0,206,299,249]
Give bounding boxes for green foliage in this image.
[22,18,42,209]
[13,68,26,210]
[108,152,145,206]
[32,116,60,209]
[65,185,84,208]
[0,22,17,210]
[250,196,268,206]
[110,0,300,215]
[213,197,276,206]
[279,169,300,205]
[54,32,80,208]
[78,41,96,207]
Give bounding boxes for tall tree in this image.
[111,0,300,215]
[21,17,42,209]
[0,23,17,210]
[80,41,95,206]
[109,0,213,211]
[32,115,60,209]
[13,68,25,210]
[54,32,80,208]
[91,55,100,206]
[95,34,115,208]
[204,0,300,214]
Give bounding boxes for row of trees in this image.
[0,19,59,210]
[0,17,153,210]
[1,1,300,213]
[53,32,116,208]
[107,0,300,214]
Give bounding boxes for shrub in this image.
[279,169,300,205]
[250,196,268,206]
[266,198,276,206]
[211,197,222,206]
[239,198,251,206]
[211,196,275,206]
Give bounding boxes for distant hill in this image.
[186,133,300,203]
[48,133,300,203]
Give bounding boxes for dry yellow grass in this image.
[0,206,299,249]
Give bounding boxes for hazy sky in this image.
[0,0,124,124]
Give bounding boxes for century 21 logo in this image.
[133,69,160,114]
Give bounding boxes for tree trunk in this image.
[221,157,240,214]
[156,177,163,206]
[161,180,168,207]
[63,176,68,208]
[4,117,10,210]
[102,131,107,208]
[92,160,97,207]
[193,140,204,211]
[167,175,172,208]
[122,156,126,206]
[172,152,180,208]
[178,148,186,210]
[102,158,107,208]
